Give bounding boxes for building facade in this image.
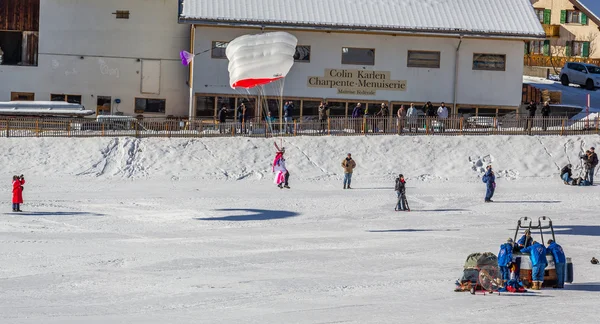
[180,0,545,119]
[527,0,600,61]
[0,0,189,116]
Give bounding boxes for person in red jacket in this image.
[12,174,25,212]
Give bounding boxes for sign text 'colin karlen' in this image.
[307,69,407,95]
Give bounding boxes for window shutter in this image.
[560,10,567,24]
[544,9,551,24]
[583,41,590,57]
[581,13,588,25]
[524,42,529,55]
[543,40,550,56]
[565,41,571,56]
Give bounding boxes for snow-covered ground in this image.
[1,136,600,323]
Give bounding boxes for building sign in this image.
[307,69,407,96]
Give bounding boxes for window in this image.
[113,10,130,19]
[211,41,228,59]
[51,94,82,104]
[535,8,544,23]
[10,92,34,101]
[96,96,111,115]
[327,101,347,116]
[568,41,590,57]
[0,0,39,66]
[294,45,311,62]
[342,47,375,65]
[301,100,321,119]
[407,51,440,68]
[135,98,166,114]
[528,41,544,55]
[472,54,506,71]
[195,95,215,117]
[562,10,587,25]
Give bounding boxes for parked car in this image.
[560,62,600,90]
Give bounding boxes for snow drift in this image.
[1,135,597,182]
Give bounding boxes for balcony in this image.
[543,24,560,37]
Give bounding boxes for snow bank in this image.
[1,135,597,182]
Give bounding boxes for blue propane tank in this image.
[566,261,574,283]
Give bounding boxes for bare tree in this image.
[548,35,574,75]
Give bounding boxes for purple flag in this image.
[179,50,194,66]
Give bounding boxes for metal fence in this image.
[1,116,599,138]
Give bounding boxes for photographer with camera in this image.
[581,147,598,185]
[12,174,25,212]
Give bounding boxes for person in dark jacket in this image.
[394,174,410,211]
[541,101,550,131]
[525,101,537,133]
[376,103,389,133]
[517,229,534,248]
[218,104,228,133]
[521,241,548,290]
[546,239,566,288]
[560,164,573,185]
[586,147,598,185]
[482,165,496,202]
[318,101,328,134]
[498,238,514,284]
[238,103,248,134]
[423,101,436,133]
[284,101,294,134]
[424,101,436,117]
[352,103,363,133]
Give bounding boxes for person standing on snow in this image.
[12,174,25,212]
[394,174,410,211]
[498,238,514,285]
[437,102,448,133]
[482,165,496,202]
[585,147,598,185]
[520,240,548,290]
[546,239,566,288]
[341,153,356,189]
[273,148,290,189]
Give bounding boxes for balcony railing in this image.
[524,54,600,67]
[542,24,560,37]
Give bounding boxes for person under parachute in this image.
[273,147,290,189]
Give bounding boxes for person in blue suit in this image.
[547,239,566,288]
[520,240,548,290]
[517,229,533,248]
[482,165,496,202]
[498,238,514,284]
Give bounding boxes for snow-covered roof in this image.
[0,101,94,116]
[179,0,545,38]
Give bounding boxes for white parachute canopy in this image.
[226,31,298,89]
